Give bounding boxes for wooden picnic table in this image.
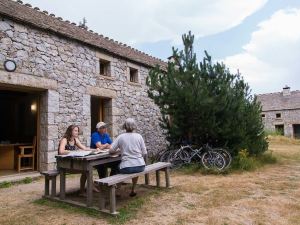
[55,152,121,207]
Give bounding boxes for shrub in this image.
[232,149,277,171]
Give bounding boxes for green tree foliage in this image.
[146,32,268,156]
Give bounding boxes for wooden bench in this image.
[94,162,171,215]
[40,170,59,198]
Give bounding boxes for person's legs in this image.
[130,177,138,196]
[108,161,120,176]
[80,172,99,194]
[119,166,145,197]
[96,165,107,178]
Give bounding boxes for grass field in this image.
[0,136,299,225]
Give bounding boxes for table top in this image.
[55,152,121,161]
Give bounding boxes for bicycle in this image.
[167,144,230,171]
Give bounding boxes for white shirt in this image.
[111,132,147,169]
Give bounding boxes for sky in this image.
[23,0,300,94]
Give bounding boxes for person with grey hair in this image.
[109,118,147,197]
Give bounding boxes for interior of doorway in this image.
[90,96,112,135]
[0,87,40,176]
[275,124,284,136]
[293,124,300,139]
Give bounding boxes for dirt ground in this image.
[0,137,299,225]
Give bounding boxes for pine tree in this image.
[147,31,268,156]
[79,17,88,29]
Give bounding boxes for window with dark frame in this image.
[99,59,110,76]
[276,113,281,118]
[129,67,138,83]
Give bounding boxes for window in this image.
[99,59,110,76]
[261,114,265,118]
[129,67,138,83]
[276,113,281,118]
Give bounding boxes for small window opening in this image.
[99,59,110,76]
[129,67,138,83]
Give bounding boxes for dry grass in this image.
[0,138,299,225]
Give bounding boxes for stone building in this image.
[0,0,167,175]
[257,86,300,138]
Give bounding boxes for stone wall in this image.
[262,109,300,137]
[0,17,166,170]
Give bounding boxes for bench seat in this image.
[94,162,171,215]
[95,162,171,186]
[40,170,59,197]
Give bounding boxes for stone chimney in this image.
[282,85,291,96]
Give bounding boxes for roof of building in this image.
[257,90,300,111]
[0,0,167,69]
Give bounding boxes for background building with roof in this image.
[0,0,167,175]
[257,86,300,139]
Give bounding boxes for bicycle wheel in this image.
[168,148,190,169]
[159,150,173,162]
[179,146,193,163]
[213,148,232,169]
[201,151,226,171]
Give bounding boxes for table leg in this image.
[110,185,117,214]
[59,168,66,200]
[156,170,160,187]
[87,168,93,207]
[145,174,150,185]
[44,176,49,196]
[165,167,170,188]
[51,176,57,198]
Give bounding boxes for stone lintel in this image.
[86,86,117,99]
[0,70,57,90]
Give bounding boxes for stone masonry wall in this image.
[262,109,300,137]
[0,17,166,170]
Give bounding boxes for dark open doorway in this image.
[0,88,40,176]
[275,124,284,136]
[293,124,300,139]
[90,96,112,135]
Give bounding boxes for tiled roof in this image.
[0,0,167,69]
[257,90,300,111]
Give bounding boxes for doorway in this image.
[0,88,40,176]
[275,124,284,136]
[293,124,300,139]
[90,96,112,135]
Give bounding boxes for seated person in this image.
[109,118,147,197]
[90,122,119,178]
[58,125,99,193]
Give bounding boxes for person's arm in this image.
[109,136,119,154]
[99,134,111,149]
[76,138,100,151]
[75,138,90,150]
[97,134,112,149]
[58,138,70,155]
[91,133,103,149]
[140,135,147,156]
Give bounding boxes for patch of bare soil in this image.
[0,139,299,225]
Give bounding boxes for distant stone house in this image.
[0,0,167,173]
[257,86,300,138]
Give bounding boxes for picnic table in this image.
[55,152,121,207]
